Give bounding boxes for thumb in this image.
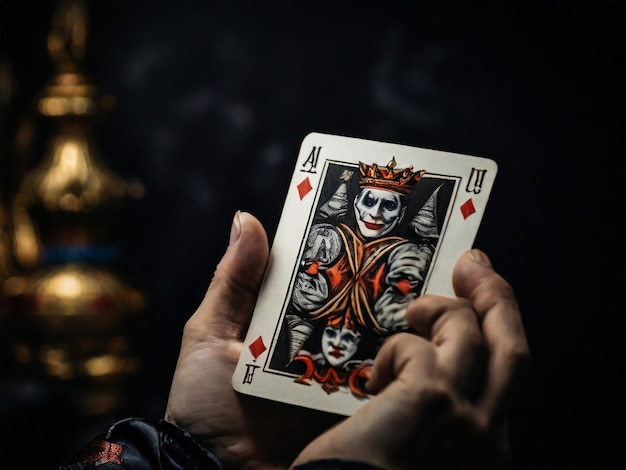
[187,211,269,341]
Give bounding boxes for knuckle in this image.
[466,328,486,351]
[410,380,456,411]
[506,338,531,368]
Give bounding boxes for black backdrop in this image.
[1,2,625,469]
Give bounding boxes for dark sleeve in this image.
[58,417,223,470]
[293,461,383,470]
[58,417,383,470]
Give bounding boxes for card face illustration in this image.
[232,132,497,416]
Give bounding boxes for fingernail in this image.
[229,211,242,246]
[469,249,493,268]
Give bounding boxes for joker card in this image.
[232,132,497,416]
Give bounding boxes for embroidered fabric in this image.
[57,417,383,470]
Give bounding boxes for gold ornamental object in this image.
[0,197,12,291]
[0,0,145,415]
[1,54,17,313]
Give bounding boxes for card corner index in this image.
[232,357,261,395]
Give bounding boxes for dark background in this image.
[1,1,624,469]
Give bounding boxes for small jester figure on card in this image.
[276,157,445,395]
[292,312,373,397]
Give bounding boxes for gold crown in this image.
[358,157,426,196]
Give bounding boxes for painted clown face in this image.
[354,188,406,238]
[321,325,361,368]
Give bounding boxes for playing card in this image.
[232,132,497,416]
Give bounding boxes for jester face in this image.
[321,325,361,368]
[354,188,406,238]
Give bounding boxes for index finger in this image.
[452,249,530,426]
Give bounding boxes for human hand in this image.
[292,249,530,470]
[164,211,340,470]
